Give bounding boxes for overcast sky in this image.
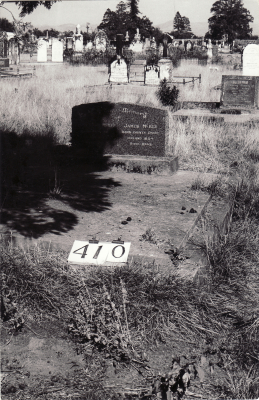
[1,0,259,34]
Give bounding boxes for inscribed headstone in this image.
[221,75,257,108]
[243,44,259,76]
[109,57,128,83]
[145,65,160,85]
[95,30,108,52]
[158,59,173,81]
[71,102,168,157]
[52,40,63,62]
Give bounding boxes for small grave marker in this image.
[221,75,257,108]
[68,240,131,265]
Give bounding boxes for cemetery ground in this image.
[1,57,259,399]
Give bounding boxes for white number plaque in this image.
[68,240,131,265]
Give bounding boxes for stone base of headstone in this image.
[0,58,9,67]
[105,155,178,175]
[172,107,259,124]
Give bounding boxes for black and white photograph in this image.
[1,0,259,398]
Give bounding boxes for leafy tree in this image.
[128,0,139,21]
[14,1,58,17]
[98,0,161,43]
[116,1,128,17]
[173,11,185,33]
[173,12,193,37]
[0,17,15,32]
[208,0,254,41]
[33,27,44,37]
[182,17,192,33]
[98,8,119,39]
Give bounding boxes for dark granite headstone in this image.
[71,102,168,158]
[220,75,257,108]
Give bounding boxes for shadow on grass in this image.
[1,102,122,238]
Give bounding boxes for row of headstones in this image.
[109,43,259,84]
[109,57,173,85]
[37,38,63,62]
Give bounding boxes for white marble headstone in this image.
[52,40,63,62]
[145,65,160,85]
[243,44,259,76]
[158,59,173,81]
[37,39,47,62]
[207,40,213,60]
[74,35,83,52]
[109,58,128,83]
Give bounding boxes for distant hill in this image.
[157,20,209,37]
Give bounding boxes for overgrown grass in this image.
[1,62,258,173]
[169,118,259,172]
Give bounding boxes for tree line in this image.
[0,0,257,44]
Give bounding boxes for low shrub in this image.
[156,78,179,107]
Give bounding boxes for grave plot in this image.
[0,65,36,78]
[173,73,259,123]
[0,168,220,277]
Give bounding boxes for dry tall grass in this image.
[1,61,258,174]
